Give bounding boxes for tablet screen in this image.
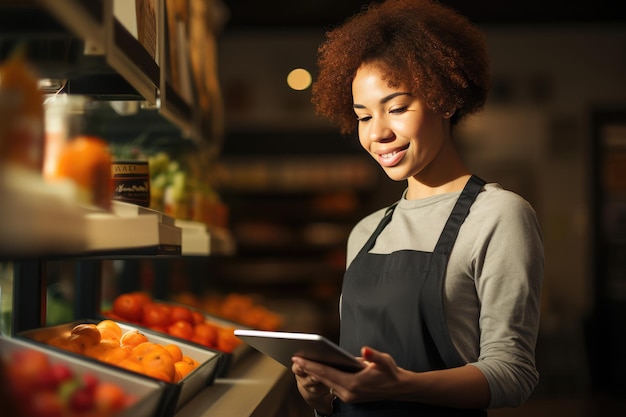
[234,329,365,373]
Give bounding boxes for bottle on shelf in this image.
[0,44,45,174]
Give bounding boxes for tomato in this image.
[112,294,143,322]
[142,303,172,328]
[28,391,63,417]
[148,325,168,334]
[167,320,194,340]
[170,305,194,324]
[128,291,152,305]
[190,310,205,325]
[216,327,242,353]
[192,322,217,347]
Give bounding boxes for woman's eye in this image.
[356,115,372,122]
[390,106,408,115]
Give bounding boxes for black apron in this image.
[335,175,487,417]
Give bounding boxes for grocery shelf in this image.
[0,1,295,415]
[0,169,86,258]
[106,17,159,104]
[38,0,106,54]
[160,81,196,139]
[0,0,207,142]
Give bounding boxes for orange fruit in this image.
[67,334,95,352]
[112,294,144,322]
[47,335,84,354]
[163,344,183,363]
[143,367,174,383]
[83,339,118,358]
[119,330,149,348]
[167,320,194,340]
[173,368,184,383]
[131,342,158,356]
[180,355,200,368]
[70,323,101,347]
[97,320,123,340]
[117,357,144,374]
[54,135,113,209]
[98,346,131,364]
[142,303,172,328]
[174,360,196,380]
[136,348,175,383]
[98,328,121,344]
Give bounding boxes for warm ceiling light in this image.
[287,68,312,91]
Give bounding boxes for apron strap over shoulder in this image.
[421,175,486,368]
[434,175,486,255]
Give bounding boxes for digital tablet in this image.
[234,329,365,373]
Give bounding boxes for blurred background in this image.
[210,1,626,415]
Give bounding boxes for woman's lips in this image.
[376,145,409,167]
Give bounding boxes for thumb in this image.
[361,346,382,363]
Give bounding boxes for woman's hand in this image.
[292,358,336,414]
[292,346,403,405]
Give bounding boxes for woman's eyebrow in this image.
[353,92,411,109]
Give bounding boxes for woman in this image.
[291,0,544,416]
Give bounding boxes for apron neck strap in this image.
[433,175,486,255]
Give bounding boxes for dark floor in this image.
[489,394,626,417]
[286,390,626,417]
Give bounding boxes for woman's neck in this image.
[405,144,471,199]
[405,173,471,199]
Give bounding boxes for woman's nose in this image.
[369,117,393,142]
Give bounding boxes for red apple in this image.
[7,349,51,399]
[94,382,127,413]
[28,390,64,417]
[50,362,73,385]
[70,385,96,412]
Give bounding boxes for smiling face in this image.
[352,63,461,190]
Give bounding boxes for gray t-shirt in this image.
[344,183,544,408]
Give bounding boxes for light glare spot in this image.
[287,68,312,91]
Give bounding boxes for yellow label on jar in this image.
[112,160,150,207]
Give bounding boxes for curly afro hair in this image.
[312,0,490,135]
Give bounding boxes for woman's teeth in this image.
[382,151,398,159]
